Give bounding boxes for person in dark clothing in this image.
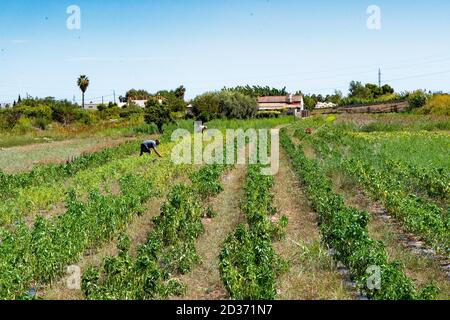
[140,139,162,157]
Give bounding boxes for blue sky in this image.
[0,0,449,103]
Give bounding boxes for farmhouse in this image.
[257,94,304,111]
[83,102,100,110]
[128,100,147,108]
[82,99,153,110]
[257,94,308,117]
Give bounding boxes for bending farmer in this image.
[140,139,162,158]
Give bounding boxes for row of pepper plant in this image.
[303,126,449,203]
[81,163,229,299]
[280,129,438,300]
[0,153,185,299]
[219,164,288,300]
[294,122,449,255]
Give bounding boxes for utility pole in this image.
[102,96,104,105]
[378,68,382,87]
[113,90,116,104]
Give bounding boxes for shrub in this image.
[75,109,97,125]
[19,105,53,121]
[0,109,22,129]
[197,111,218,123]
[256,111,281,118]
[51,104,78,125]
[98,106,121,120]
[416,94,450,116]
[131,123,158,135]
[12,117,34,134]
[407,90,428,111]
[33,117,51,130]
[119,104,144,119]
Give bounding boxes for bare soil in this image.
[273,148,352,300]
[174,166,247,300]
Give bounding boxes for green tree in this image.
[365,83,382,98]
[174,85,186,99]
[222,85,288,97]
[125,89,151,101]
[349,81,372,99]
[191,91,258,119]
[156,90,186,112]
[191,92,221,119]
[218,91,258,119]
[382,84,395,95]
[303,95,317,110]
[144,102,174,132]
[328,90,343,104]
[77,75,90,109]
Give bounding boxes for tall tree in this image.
[144,102,174,133]
[174,85,186,99]
[349,81,372,99]
[125,89,151,101]
[77,75,90,109]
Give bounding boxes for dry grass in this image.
[272,148,352,300]
[0,136,138,173]
[174,165,247,300]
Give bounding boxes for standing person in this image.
[198,124,208,134]
[140,139,162,158]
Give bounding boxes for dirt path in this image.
[273,148,352,300]
[175,166,247,300]
[0,136,139,173]
[331,172,450,300]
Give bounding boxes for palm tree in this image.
[77,75,90,109]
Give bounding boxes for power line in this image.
[186,53,450,85]
[302,69,450,93]
[385,70,450,82]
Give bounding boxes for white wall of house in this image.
[131,100,147,108]
[316,102,337,109]
[83,103,99,110]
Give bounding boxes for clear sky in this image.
[0,0,449,103]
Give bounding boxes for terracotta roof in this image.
[258,103,299,108]
[257,95,303,103]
